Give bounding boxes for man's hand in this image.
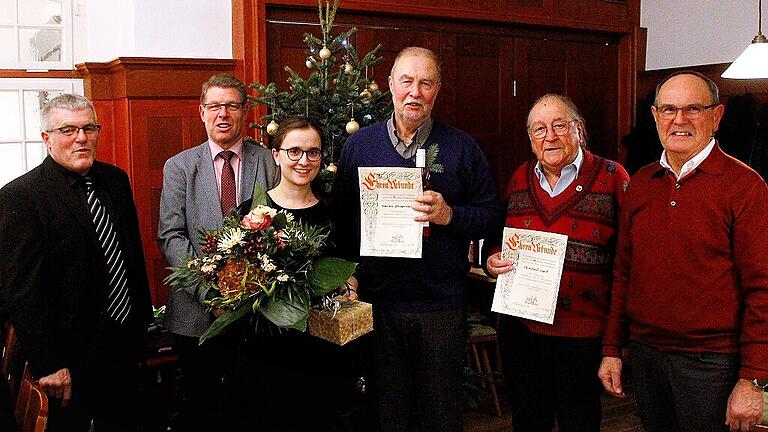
[39,367,72,406]
[486,252,515,277]
[726,379,764,432]
[598,356,625,398]
[413,191,452,226]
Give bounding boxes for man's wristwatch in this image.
[751,378,768,390]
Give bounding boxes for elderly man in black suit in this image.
[0,94,152,432]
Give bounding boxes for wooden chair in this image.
[2,322,20,397]
[15,363,47,432]
[468,320,504,417]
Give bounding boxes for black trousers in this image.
[630,341,739,432]
[46,317,144,432]
[500,318,603,432]
[373,308,465,432]
[172,333,232,432]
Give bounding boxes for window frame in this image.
[0,0,74,71]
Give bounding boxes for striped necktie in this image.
[84,176,131,324]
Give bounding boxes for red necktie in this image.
[219,150,236,216]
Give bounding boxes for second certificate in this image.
[358,167,423,258]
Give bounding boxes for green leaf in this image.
[307,257,357,296]
[259,290,311,330]
[250,183,270,209]
[199,298,255,345]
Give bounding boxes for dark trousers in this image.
[373,308,465,432]
[630,341,738,432]
[173,333,231,432]
[47,317,143,432]
[500,318,603,432]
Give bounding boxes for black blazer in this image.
[0,156,152,377]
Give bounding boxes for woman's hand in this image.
[486,252,514,277]
[339,276,358,301]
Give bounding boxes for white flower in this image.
[277,273,290,283]
[284,212,295,223]
[200,263,216,275]
[260,254,276,273]
[217,228,246,252]
[187,258,200,268]
[213,254,223,262]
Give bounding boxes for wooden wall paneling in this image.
[129,99,208,306]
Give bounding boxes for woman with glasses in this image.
[230,116,359,432]
[484,94,630,432]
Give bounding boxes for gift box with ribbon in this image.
[309,299,373,345]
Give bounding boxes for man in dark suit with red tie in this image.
[0,94,152,431]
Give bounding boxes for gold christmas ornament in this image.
[319,46,331,60]
[368,80,379,93]
[266,120,280,136]
[359,89,372,100]
[345,118,360,134]
[305,58,314,68]
[326,162,338,173]
[344,63,354,74]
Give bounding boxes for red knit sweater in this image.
[500,150,629,338]
[602,145,768,378]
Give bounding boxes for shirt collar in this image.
[534,146,584,180]
[386,114,433,150]
[659,137,715,180]
[208,139,244,161]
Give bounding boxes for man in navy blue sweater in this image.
[336,47,503,432]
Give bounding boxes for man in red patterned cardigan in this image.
[486,94,629,432]
[599,71,768,432]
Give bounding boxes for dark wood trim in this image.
[0,70,80,79]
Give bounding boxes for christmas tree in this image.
[249,0,392,187]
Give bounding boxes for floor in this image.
[463,384,643,432]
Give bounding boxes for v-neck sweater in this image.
[501,150,629,337]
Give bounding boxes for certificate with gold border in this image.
[358,167,423,258]
[491,228,568,324]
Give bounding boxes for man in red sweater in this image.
[599,71,768,432]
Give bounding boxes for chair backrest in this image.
[15,363,47,432]
[1,322,20,398]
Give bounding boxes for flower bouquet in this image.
[165,187,357,343]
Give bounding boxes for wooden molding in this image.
[76,57,237,100]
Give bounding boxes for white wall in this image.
[641,0,768,70]
[76,0,231,63]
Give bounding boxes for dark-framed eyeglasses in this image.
[529,119,577,140]
[45,124,102,136]
[281,147,322,162]
[654,104,717,120]
[202,102,245,112]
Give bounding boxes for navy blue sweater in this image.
[336,120,503,312]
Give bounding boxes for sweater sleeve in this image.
[444,137,504,240]
[732,178,768,378]
[602,183,633,358]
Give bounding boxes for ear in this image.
[199,104,205,121]
[272,148,280,166]
[711,104,725,133]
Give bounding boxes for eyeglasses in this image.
[529,119,576,140]
[654,104,717,119]
[202,102,245,112]
[45,124,102,136]
[281,148,322,162]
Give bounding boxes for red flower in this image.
[241,205,277,231]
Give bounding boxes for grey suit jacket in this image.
[157,140,276,337]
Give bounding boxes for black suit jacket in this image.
[0,156,152,377]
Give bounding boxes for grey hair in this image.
[40,94,97,131]
[527,94,588,147]
[654,70,719,105]
[391,47,442,82]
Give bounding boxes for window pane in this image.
[0,143,24,187]
[19,28,62,62]
[0,27,14,62]
[0,91,21,140]
[26,141,47,171]
[0,0,14,25]
[19,0,63,25]
[24,89,62,138]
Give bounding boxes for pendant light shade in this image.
[722,0,768,79]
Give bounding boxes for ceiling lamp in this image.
[722,0,768,79]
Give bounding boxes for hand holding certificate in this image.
[358,167,423,258]
[491,228,568,324]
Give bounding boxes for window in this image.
[0,0,73,70]
[0,78,83,187]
